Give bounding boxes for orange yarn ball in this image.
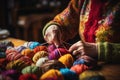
[33,46,47,53]
[58,54,74,68]
[32,51,48,63]
[21,48,35,58]
[40,69,64,80]
[70,64,89,75]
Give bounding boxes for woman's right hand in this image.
[44,25,62,47]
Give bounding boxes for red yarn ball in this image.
[33,46,47,53]
[70,64,89,75]
[19,74,38,80]
[49,48,69,60]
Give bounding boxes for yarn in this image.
[33,45,47,53]
[23,41,40,49]
[36,57,49,67]
[15,46,27,53]
[2,69,20,80]
[47,44,56,53]
[73,58,86,66]
[40,60,65,73]
[79,70,105,80]
[0,40,14,52]
[5,47,18,55]
[60,68,79,80]
[21,48,35,58]
[32,51,48,63]
[40,69,64,80]
[70,64,89,75]
[19,74,38,80]
[6,60,30,71]
[58,54,74,68]
[0,74,13,80]
[0,52,6,58]
[21,65,42,77]
[78,55,97,68]
[49,48,69,60]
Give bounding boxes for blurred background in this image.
[0,0,70,42]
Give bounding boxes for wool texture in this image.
[60,68,79,80]
[58,54,74,68]
[32,51,48,63]
[70,64,89,75]
[40,60,65,73]
[23,42,40,49]
[21,48,35,58]
[40,69,64,80]
[49,48,69,60]
[79,70,105,80]
[36,57,49,67]
[6,60,30,71]
[21,65,42,77]
[15,46,27,53]
[2,69,20,80]
[33,45,48,53]
[19,74,38,80]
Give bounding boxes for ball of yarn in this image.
[32,51,48,63]
[40,69,64,80]
[6,51,23,62]
[5,47,18,55]
[15,46,27,53]
[70,64,89,75]
[23,41,40,49]
[36,57,49,67]
[6,60,30,71]
[49,48,69,60]
[21,48,35,58]
[47,44,56,53]
[19,74,38,80]
[60,68,79,80]
[21,65,42,77]
[33,45,47,53]
[40,60,65,73]
[0,74,13,80]
[78,55,97,68]
[58,54,74,68]
[2,69,20,80]
[0,52,6,58]
[0,40,14,52]
[79,70,105,80]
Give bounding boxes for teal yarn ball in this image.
[60,68,79,80]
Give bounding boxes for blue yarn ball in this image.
[73,58,85,66]
[29,42,40,49]
[60,68,79,80]
[0,52,6,58]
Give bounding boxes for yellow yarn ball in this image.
[32,51,48,63]
[79,70,104,80]
[58,54,74,68]
[40,69,64,80]
[21,48,34,58]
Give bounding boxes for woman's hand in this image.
[44,25,62,47]
[69,41,98,58]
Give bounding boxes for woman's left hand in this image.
[69,41,98,58]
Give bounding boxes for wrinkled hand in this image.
[69,41,98,58]
[44,25,62,47]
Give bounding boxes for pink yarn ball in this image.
[49,48,69,60]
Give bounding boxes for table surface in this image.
[0,37,120,80]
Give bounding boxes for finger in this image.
[69,41,83,52]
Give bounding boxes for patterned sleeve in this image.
[98,42,120,63]
[43,0,84,41]
[97,2,120,63]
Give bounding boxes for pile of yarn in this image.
[0,40,105,80]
